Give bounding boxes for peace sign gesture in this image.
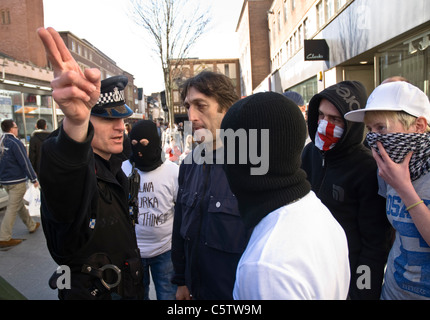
[37,27,101,141]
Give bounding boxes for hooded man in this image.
[301,81,391,300]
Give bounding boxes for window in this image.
[1,9,10,24]
[380,35,430,96]
[326,0,335,20]
[284,0,288,22]
[293,31,298,52]
[277,11,281,32]
[337,0,347,10]
[303,18,309,40]
[291,0,295,11]
[316,1,324,28]
[298,25,303,49]
[289,36,293,55]
[224,64,230,77]
[272,20,276,43]
[173,91,179,103]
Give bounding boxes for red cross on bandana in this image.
[315,120,343,151]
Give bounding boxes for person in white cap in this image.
[345,81,430,300]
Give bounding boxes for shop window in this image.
[380,32,430,96]
[287,76,318,105]
[1,90,54,142]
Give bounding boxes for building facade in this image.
[0,0,54,141]
[58,32,140,116]
[236,0,272,97]
[259,0,430,103]
[0,0,47,68]
[0,0,143,143]
[169,58,240,123]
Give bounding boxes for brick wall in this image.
[0,0,47,67]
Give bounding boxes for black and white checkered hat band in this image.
[367,132,430,181]
[96,89,125,106]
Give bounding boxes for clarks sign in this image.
[304,39,329,61]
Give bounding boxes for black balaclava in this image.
[129,120,163,172]
[221,92,311,229]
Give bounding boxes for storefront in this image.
[275,0,430,102]
[286,76,319,105]
[379,29,430,96]
[0,85,54,145]
[1,57,55,146]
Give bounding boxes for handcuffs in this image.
[83,263,122,290]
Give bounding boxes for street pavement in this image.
[0,205,57,300]
[0,204,156,300]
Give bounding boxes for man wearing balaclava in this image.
[221,91,350,299]
[301,81,391,300]
[122,120,179,300]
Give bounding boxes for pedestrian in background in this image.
[122,120,178,300]
[221,92,350,299]
[283,90,310,144]
[345,81,430,300]
[171,71,251,300]
[29,118,51,176]
[0,119,40,248]
[301,81,391,299]
[283,90,307,120]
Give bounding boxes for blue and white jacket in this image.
[0,133,37,185]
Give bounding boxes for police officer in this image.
[37,27,143,300]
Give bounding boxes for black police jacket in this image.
[39,123,143,299]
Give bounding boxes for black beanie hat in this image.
[129,120,163,172]
[221,92,311,229]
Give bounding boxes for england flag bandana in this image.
[315,120,344,151]
[366,132,430,181]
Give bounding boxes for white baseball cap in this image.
[344,81,430,124]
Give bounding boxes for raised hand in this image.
[37,27,101,140]
[372,141,413,194]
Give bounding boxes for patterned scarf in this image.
[314,120,344,151]
[366,132,430,181]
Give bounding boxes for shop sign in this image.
[304,39,329,61]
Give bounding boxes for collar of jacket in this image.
[191,143,225,165]
[94,153,123,187]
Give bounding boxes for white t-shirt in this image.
[233,191,350,300]
[381,174,430,300]
[122,160,179,258]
